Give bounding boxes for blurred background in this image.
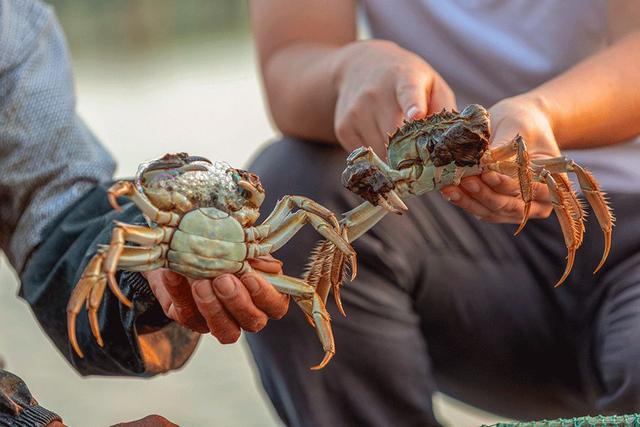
[0,1,509,426]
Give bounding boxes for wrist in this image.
[330,39,399,95]
[515,91,561,144]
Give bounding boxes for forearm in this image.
[0,0,115,273]
[262,43,343,143]
[527,31,640,150]
[251,0,357,143]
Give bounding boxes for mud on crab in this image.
[67,153,356,370]
[308,104,613,290]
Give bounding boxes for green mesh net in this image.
[484,414,640,427]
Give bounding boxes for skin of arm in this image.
[253,1,639,224]
[442,31,640,223]
[251,0,455,155]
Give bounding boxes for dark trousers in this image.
[246,138,640,427]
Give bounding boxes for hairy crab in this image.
[307,104,613,291]
[67,153,356,370]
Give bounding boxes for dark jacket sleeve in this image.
[19,185,199,377]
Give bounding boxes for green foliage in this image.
[44,0,249,53]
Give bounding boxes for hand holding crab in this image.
[308,104,613,292]
[441,96,560,224]
[67,153,356,370]
[143,256,289,343]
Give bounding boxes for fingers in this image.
[191,278,241,344]
[248,255,283,274]
[111,414,178,427]
[192,274,274,344]
[240,272,289,320]
[146,269,208,333]
[441,174,552,223]
[334,111,367,153]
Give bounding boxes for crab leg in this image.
[261,210,357,280]
[258,272,335,370]
[102,224,173,308]
[532,157,614,273]
[67,250,107,358]
[107,181,180,226]
[342,202,388,242]
[261,195,340,230]
[539,171,582,287]
[67,246,167,357]
[482,135,534,235]
[305,228,352,316]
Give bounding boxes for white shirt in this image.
[361,0,640,192]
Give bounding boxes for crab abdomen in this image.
[167,207,248,278]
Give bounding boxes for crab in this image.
[306,104,613,291]
[67,153,356,370]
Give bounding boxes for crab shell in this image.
[386,104,491,173]
[134,152,265,227]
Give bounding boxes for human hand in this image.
[144,256,289,344]
[333,40,456,155]
[440,95,558,223]
[110,414,178,427]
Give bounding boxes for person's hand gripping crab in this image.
[67,153,356,370]
[318,104,614,289]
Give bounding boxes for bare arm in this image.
[443,31,640,223]
[251,0,455,154]
[529,31,640,149]
[251,0,357,143]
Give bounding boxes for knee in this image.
[597,356,640,412]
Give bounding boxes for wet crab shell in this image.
[134,152,248,215]
[386,104,492,171]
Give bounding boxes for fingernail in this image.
[214,276,237,298]
[243,275,261,295]
[462,180,480,193]
[482,172,501,186]
[474,215,483,220]
[193,280,215,302]
[447,191,461,202]
[406,105,420,120]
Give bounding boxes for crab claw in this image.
[377,190,408,215]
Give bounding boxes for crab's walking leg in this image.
[259,272,335,370]
[67,250,107,358]
[532,157,614,273]
[305,228,353,316]
[303,203,386,314]
[259,210,357,280]
[67,223,172,357]
[261,195,341,230]
[108,181,180,226]
[483,135,533,235]
[103,223,174,308]
[540,171,582,287]
[341,201,388,242]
